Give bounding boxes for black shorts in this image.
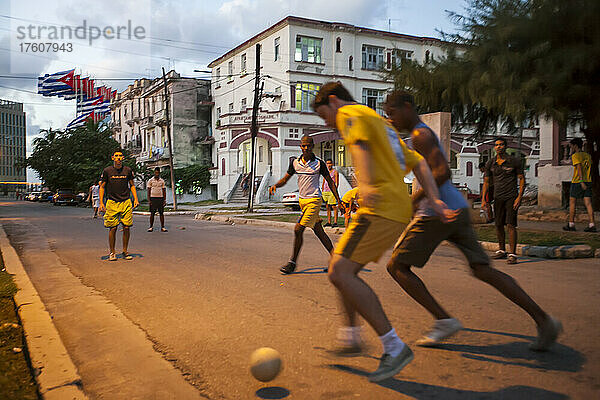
[149,197,165,214]
[570,182,592,199]
[494,197,518,227]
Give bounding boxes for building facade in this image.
[0,99,27,188]
[209,16,448,200]
[110,71,213,171]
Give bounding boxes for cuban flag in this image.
[37,69,75,97]
[66,110,94,129]
[77,95,103,114]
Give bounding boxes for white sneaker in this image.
[416,318,463,347]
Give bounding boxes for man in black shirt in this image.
[99,150,139,261]
[481,138,525,264]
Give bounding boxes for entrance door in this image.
[242,141,251,173]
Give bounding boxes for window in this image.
[216,68,221,81]
[228,103,234,113]
[216,107,221,118]
[289,128,299,139]
[425,50,431,64]
[221,158,226,176]
[274,37,280,61]
[336,37,341,53]
[391,49,413,69]
[295,82,321,111]
[362,45,384,70]
[274,86,281,94]
[241,54,247,74]
[362,88,385,115]
[349,56,353,71]
[466,161,473,177]
[228,61,233,79]
[241,98,247,110]
[259,145,264,162]
[295,36,322,63]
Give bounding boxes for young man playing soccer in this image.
[563,138,596,232]
[99,150,139,261]
[383,91,562,351]
[341,187,359,228]
[269,135,344,274]
[322,159,340,227]
[313,82,456,382]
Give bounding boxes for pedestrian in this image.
[321,159,340,227]
[88,181,101,218]
[241,174,250,196]
[98,150,139,261]
[479,161,494,223]
[383,91,562,351]
[147,167,168,232]
[312,82,456,382]
[563,138,596,232]
[269,135,344,274]
[341,187,359,228]
[481,138,525,264]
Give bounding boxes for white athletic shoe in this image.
[416,318,463,347]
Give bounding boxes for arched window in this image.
[349,55,353,71]
[221,158,226,176]
[535,163,539,177]
[336,37,341,53]
[425,50,430,64]
[466,161,473,176]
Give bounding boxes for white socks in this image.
[337,326,362,346]
[379,328,405,357]
[569,222,575,227]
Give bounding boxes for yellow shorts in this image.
[334,214,406,265]
[322,191,337,206]
[104,199,133,228]
[298,197,322,228]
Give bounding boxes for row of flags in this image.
[37,69,117,129]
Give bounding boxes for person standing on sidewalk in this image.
[481,138,525,265]
[322,159,340,227]
[563,138,596,232]
[383,91,561,351]
[147,167,168,232]
[99,150,139,261]
[269,135,344,274]
[88,181,101,218]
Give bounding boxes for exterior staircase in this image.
[228,176,262,203]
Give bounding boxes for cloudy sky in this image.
[0,0,465,182]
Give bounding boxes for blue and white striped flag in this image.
[66,111,93,129]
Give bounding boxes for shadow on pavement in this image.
[329,364,568,399]
[255,386,290,399]
[430,328,584,372]
[99,253,144,260]
[294,267,373,275]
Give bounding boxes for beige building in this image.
[0,99,27,187]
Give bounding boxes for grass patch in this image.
[0,254,39,400]
[474,225,600,250]
[135,205,178,212]
[245,214,302,223]
[179,200,224,206]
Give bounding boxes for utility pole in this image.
[247,43,261,213]
[162,67,177,210]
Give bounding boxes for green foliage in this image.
[160,164,210,194]
[23,122,137,191]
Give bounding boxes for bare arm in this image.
[410,129,452,204]
[576,165,588,189]
[513,173,525,210]
[99,182,106,211]
[412,159,458,223]
[162,187,167,204]
[268,173,293,195]
[323,173,345,213]
[481,176,490,207]
[130,180,139,207]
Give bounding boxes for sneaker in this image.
[323,222,331,227]
[108,253,117,261]
[147,227,153,232]
[161,227,168,232]
[368,345,414,382]
[122,252,133,260]
[530,316,563,351]
[280,261,296,274]
[562,224,576,231]
[584,226,597,233]
[491,250,507,259]
[328,342,364,357]
[416,318,463,347]
[507,253,518,264]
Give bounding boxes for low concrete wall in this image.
[538,164,571,208]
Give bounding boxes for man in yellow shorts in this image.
[321,159,340,227]
[99,150,139,261]
[341,187,359,228]
[312,82,455,382]
[269,135,344,274]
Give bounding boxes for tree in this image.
[160,164,210,195]
[389,0,600,205]
[22,122,137,191]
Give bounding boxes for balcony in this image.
[140,116,154,129]
[209,167,218,185]
[154,109,167,126]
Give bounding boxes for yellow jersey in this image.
[336,104,422,223]
[572,151,592,183]
[342,187,359,204]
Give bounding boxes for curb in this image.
[0,225,88,400]
[195,213,597,259]
[133,210,197,216]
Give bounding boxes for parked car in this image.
[38,191,54,202]
[453,184,481,202]
[53,189,77,206]
[282,191,300,210]
[27,191,42,201]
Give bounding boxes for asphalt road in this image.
[1,201,599,399]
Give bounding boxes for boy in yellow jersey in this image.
[269,135,344,274]
[563,138,596,232]
[312,82,456,382]
[341,187,359,228]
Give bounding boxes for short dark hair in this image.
[325,158,333,163]
[113,149,124,155]
[154,167,161,172]
[384,90,415,108]
[300,134,314,144]
[570,138,583,149]
[495,137,507,146]
[311,81,355,110]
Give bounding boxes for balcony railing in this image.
[154,109,167,125]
